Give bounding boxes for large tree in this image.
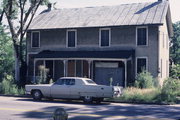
[170,21,180,64]
[2,0,49,87]
[0,25,14,82]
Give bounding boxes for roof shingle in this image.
[28,1,169,30]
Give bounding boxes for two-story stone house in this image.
[26,0,173,87]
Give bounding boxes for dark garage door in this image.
[95,67,124,86]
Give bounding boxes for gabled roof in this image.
[29,1,170,30]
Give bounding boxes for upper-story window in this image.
[67,30,77,48]
[136,27,148,46]
[31,31,40,48]
[100,28,111,47]
[136,57,148,74]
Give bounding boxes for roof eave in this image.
[166,6,173,38]
[27,23,163,31]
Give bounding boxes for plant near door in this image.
[109,77,113,86]
[37,65,49,84]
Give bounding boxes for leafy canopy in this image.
[170,21,180,64]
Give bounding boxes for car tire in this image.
[83,96,93,103]
[95,98,103,104]
[32,90,42,101]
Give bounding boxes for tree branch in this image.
[0,9,5,24]
[5,10,19,58]
[23,0,43,35]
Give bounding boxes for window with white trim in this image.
[137,27,148,46]
[137,58,147,73]
[100,28,110,47]
[67,30,76,47]
[31,31,40,48]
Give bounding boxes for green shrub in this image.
[153,77,161,88]
[2,75,11,94]
[135,70,154,88]
[170,64,180,79]
[108,87,160,103]
[0,83,2,93]
[160,78,180,103]
[0,75,25,95]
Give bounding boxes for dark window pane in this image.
[32,32,40,47]
[68,31,76,47]
[137,28,147,45]
[101,30,110,47]
[55,79,65,85]
[86,80,96,84]
[66,79,75,85]
[137,58,146,73]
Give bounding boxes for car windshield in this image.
[85,79,96,84]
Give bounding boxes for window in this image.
[55,79,65,85]
[55,79,75,85]
[65,79,75,85]
[136,27,148,46]
[100,28,110,47]
[31,31,40,48]
[85,79,96,84]
[67,30,77,47]
[137,57,147,74]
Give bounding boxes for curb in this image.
[0,94,31,98]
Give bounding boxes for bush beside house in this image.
[106,71,180,104]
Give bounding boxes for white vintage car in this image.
[25,77,122,103]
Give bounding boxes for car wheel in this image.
[32,90,42,101]
[83,96,93,103]
[95,98,103,104]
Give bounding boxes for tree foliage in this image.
[0,25,14,82]
[1,0,50,86]
[170,21,180,64]
[170,64,180,79]
[160,78,180,103]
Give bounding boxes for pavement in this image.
[0,95,179,120]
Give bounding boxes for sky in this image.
[38,0,180,23]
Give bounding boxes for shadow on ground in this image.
[15,98,180,120]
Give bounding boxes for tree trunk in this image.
[19,60,27,87]
[15,56,20,81]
